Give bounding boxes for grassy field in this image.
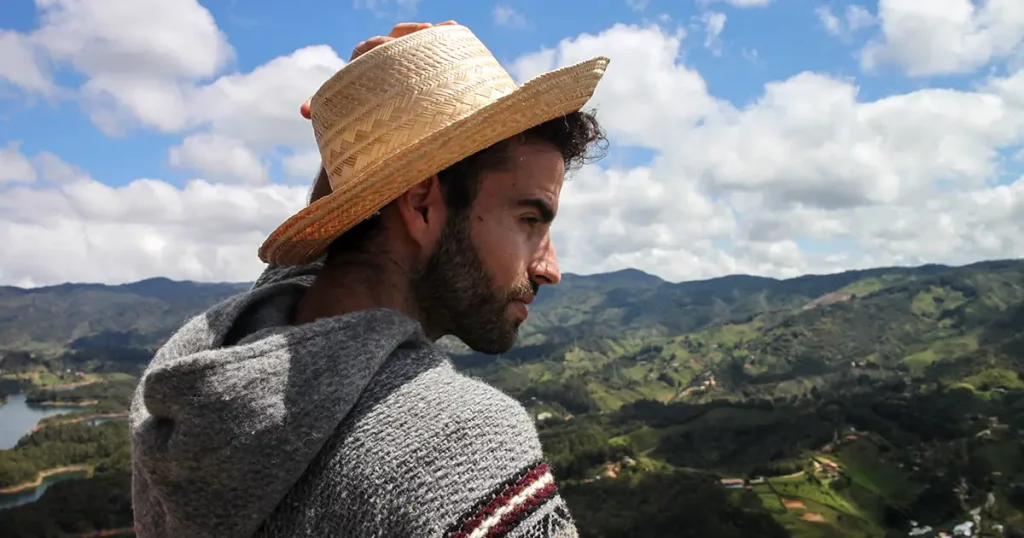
[731,437,930,538]
[610,425,689,457]
[838,275,909,296]
[831,442,921,506]
[902,334,979,374]
[748,467,885,537]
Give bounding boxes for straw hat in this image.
[258,24,610,265]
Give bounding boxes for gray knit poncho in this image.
[129,262,578,538]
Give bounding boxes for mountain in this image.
[452,259,1024,411]
[0,260,1012,356]
[0,277,247,353]
[4,259,1024,537]
[6,258,1024,418]
[512,261,965,350]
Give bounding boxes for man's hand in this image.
[305,21,457,204]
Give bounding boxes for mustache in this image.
[507,279,539,302]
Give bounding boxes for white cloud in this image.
[0,0,237,133]
[33,150,91,185]
[33,0,231,80]
[502,23,1024,281]
[33,0,233,133]
[845,5,876,31]
[626,0,649,12]
[0,142,36,183]
[861,0,1024,77]
[511,25,721,151]
[5,13,1024,287]
[2,0,343,164]
[700,11,727,55]
[682,77,1023,208]
[493,5,528,29]
[742,47,761,65]
[817,5,876,39]
[281,149,323,183]
[186,45,345,151]
[0,31,53,95]
[816,6,843,36]
[0,149,306,287]
[168,133,269,185]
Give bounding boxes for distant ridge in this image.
[4,257,1020,291]
[1,258,1021,354]
[1,277,251,295]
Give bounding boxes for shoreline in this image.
[32,411,129,433]
[0,376,104,395]
[0,378,105,411]
[32,399,100,407]
[0,464,93,495]
[46,379,100,391]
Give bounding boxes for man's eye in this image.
[522,216,541,225]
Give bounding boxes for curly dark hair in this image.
[325,109,607,263]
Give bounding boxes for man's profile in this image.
[129,22,609,538]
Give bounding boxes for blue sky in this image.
[2,0,1024,287]
[3,0,922,188]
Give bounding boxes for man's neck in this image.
[292,259,428,333]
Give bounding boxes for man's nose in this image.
[529,235,561,286]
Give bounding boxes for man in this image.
[130,21,609,538]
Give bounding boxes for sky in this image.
[1,0,1024,287]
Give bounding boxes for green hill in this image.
[3,259,1024,537]
[0,278,247,354]
[450,259,1024,412]
[0,260,980,356]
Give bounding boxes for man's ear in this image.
[394,175,447,249]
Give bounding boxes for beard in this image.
[411,212,535,354]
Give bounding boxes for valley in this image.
[2,259,1024,536]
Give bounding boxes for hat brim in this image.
[258,56,610,266]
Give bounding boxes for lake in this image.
[0,468,91,510]
[0,393,83,450]
[0,393,96,511]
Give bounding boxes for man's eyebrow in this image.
[515,198,556,223]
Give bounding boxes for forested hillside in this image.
[3,259,1024,537]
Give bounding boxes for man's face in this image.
[412,142,565,354]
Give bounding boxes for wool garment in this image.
[129,260,578,538]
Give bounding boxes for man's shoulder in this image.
[351,347,541,451]
[285,348,556,535]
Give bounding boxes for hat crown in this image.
[309,25,517,192]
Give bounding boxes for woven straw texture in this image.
[258,25,609,265]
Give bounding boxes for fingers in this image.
[388,22,432,38]
[388,20,456,37]
[349,22,428,61]
[350,35,395,60]
[300,98,311,120]
[351,21,460,61]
